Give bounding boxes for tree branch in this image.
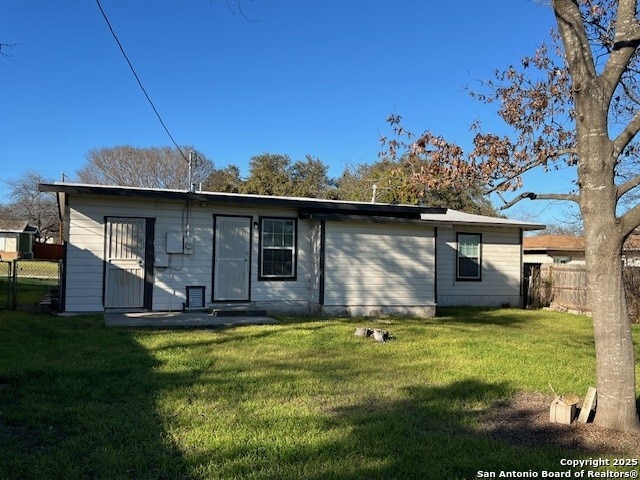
[0,42,18,59]
[553,0,598,84]
[484,147,578,195]
[600,0,640,102]
[499,191,579,210]
[617,172,640,199]
[620,201,640,237]
[613,110,640,156]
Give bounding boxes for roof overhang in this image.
[0,221,39,235]
[38,182,446,220]
[420,209,545,231]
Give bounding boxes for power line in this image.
[95,0,188,163]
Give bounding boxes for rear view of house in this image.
[39,182,543,316]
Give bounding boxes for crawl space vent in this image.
[186,286,206,310]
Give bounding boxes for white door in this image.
[214,217,251,301]
[105,218,146,308]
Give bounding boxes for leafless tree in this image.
[76,146,215,190]
[5,171,59,243]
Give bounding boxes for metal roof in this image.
[38,182,445,219]
[420,208,545,230]
[38,182,545,229]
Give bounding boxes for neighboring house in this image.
[524,233,640,267]
[0,220,38,260]
[523,235,586,265]
[39,182,544,316]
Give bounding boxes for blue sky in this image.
[2,0,578,225]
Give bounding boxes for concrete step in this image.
[210,306,268,317]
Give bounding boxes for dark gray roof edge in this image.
[38,182,446,218]
[0,219,39,234]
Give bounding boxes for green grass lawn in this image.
[0,308,638,479]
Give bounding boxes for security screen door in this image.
[214,216,251,301]
[105,217,146,308]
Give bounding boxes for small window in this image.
[259,218,296,280]
[457,233,482,280]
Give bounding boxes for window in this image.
[260,218,296,279]
[457,233,481,280]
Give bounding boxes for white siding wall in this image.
[152,200,213,310]
[523,253,554,264]
[323,221,436,317]
[66,194,523,315]
[248,210,313,313]
[0,233,18,252]
[436,226,522,307]
[64,201,107,311]
[64,196,315,313]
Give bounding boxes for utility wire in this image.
[95,0,189,163]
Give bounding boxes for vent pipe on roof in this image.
[188,150,194,191]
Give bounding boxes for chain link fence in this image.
[0,260,12,310]
[0,259,62,312]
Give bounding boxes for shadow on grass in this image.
[179,378,593,480]
[436,306,540,327]
[324,382,633,479]
[0,312,192,480]
[0,312,621,480]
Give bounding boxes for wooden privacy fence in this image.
[33,243,63,260]
[544,264,590,313]
[528,264,640,322]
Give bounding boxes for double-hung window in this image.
[259,218,296,280]
[457,233,482,280]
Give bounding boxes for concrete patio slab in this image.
[104,311,279,328]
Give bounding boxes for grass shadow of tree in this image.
[0,312,193,479]
[308,380,574,479]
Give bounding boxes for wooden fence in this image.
[33,243,63,260]
[542,264,590,313]
[528,264,640,321]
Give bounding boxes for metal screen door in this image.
[105,218,146,308]
[214,217,250,301]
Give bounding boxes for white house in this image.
[39,182,544,317]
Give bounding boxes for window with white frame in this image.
[457,233,482,280]
[260,218,296,279]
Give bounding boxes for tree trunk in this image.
[580,137,640,431]
[586,226,640,431]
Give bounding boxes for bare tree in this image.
[76,146,215,190]
[383,0,640,431]
[5,171,59,243]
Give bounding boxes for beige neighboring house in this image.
[523,235,586,265]
[523,233,640,266]
[0,220,39,260]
